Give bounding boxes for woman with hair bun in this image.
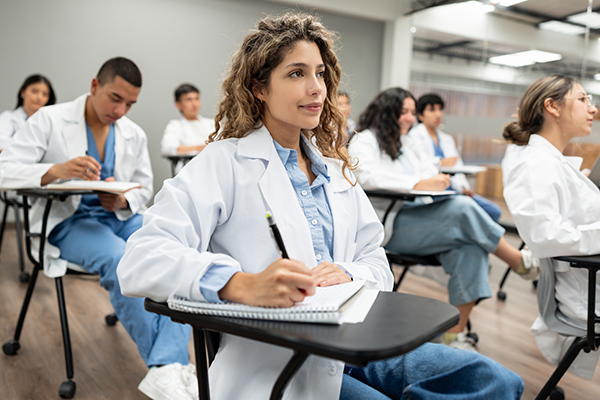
[119,12,524,400]
[503,75,600,379]
[0,74,56,149]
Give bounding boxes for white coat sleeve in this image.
[117,132,154,220]
[117,145,240,302]
[0,110,15,150]
[0,109,55,188]
[335,186,393,292]
[349,131,420,191]
[160,119,182,155]
[505,160,600,258]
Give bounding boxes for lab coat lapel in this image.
[113,120,134,181]
[61,94,88,159]
[243,127,317,268]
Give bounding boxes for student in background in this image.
[503,75,600,379]
[349,87,539,351]
[161,83,214,155]
[118,12,524,400]
[0,74,56,149]
[409,93,502,222]
[0,58,195,400]
[338,91,356,141]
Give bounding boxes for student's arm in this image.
[161,119,183,155]
[177,144,206,154]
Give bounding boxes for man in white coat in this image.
[0,58,195,400]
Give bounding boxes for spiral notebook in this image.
[167,280,366,325]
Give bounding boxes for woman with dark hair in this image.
[0,74,56,149]
[503,75,600,379]
[119,13,524,400]
[349,87,538,351]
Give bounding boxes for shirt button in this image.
[328,366,337,376]
[311,219,318,225]
[301,190,308,196]
[316,254,322,261]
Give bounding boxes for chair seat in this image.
[386,251,440,267]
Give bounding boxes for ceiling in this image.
[409,0,600,80]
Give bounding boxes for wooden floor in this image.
[0,223,599,399]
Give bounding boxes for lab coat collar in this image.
[529,134,583,171]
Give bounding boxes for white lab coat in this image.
[409,123,470,193]
[0,93,153,277]
[348,129,438,244]
[504,134,600,379]
[160,115,215,155]
[118,125,392,400]
[0,106,27,149]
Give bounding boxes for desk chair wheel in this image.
[533,279,538,289]
[19,271,30,283]
[496,290,507,301]
[548,386,564,400]
[105,313,119,326]
[59,380,76,399]
[2,339,20,355]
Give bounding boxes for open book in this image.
[167,280,366,325]
[45,180,142,195]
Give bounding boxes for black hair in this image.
[174,84,200,102]
[16,74,56,109]
[97,57,142,88]
[416,93,444,121]
[356,87,416,160]
[338,91,350,102]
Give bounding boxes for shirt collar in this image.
[273,136,331,184]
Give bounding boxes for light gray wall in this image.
[0,0,384,200]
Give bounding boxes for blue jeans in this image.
[385,196,504,306]
[48,212,191,368]
[340,342,524,399]
[472,194,502,222]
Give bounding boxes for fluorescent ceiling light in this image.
[494,0,528,6]
[567,12,600,29]
[539,20,586,35]
[453,1,495,14]
[489,50,562,68]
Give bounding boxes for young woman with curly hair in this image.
[119,13,524,400]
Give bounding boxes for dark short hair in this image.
[174,84,200,102]
[416,93,444,118]
[338,91,350,102]
[97,57,142,88]
[16,74,56,109]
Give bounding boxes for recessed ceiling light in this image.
[494,0,528,6]
[567,12,600,29]
[489,50,562,67]
[539,20,587,35]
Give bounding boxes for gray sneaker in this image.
[446,333,478,352]
[138,363,195,400]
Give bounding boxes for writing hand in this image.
[440,157,458,167]
[98,177,129,211]
[41,156,101,185]
[311,261,352,287]
[413,173,451,191]
[218,258,316,308]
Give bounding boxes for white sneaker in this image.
[181,364,199,399]
[446,333,478,352]
[517,247,540,280]
[138,363,195,400]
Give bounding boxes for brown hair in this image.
[503,75,575,145]
[209,12,355,180]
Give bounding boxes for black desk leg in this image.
[193,327,210,400]
[270,351,309,400]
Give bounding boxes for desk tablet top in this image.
[146,292,459,366]
[554,254,600,268]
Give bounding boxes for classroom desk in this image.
[163,153,197,177]
[440,165,487,175]
[145,292,459,400]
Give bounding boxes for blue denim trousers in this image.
[472,194,502,223]
[340,342,524,399]
[385,196,504,306]
[48,212,191,368]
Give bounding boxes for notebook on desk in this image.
[167,280,367,325]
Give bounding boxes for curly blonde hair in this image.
[209,12,356,181]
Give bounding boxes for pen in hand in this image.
[266,211,288,259]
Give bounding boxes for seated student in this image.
[503,75,600,379]
[161,83,215,155]
[409,93,502,222]
[348,87,539,351]
[0,74,56,149]
[117,12,524,400]
[338,91,356,140]
[0,58,195,400]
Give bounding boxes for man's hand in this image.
[98,177,129,211]
[311,261,352,287]
[218,258,316,308]
[41,156,101,185]
[440,157,458,167]
[413,173,451,191]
